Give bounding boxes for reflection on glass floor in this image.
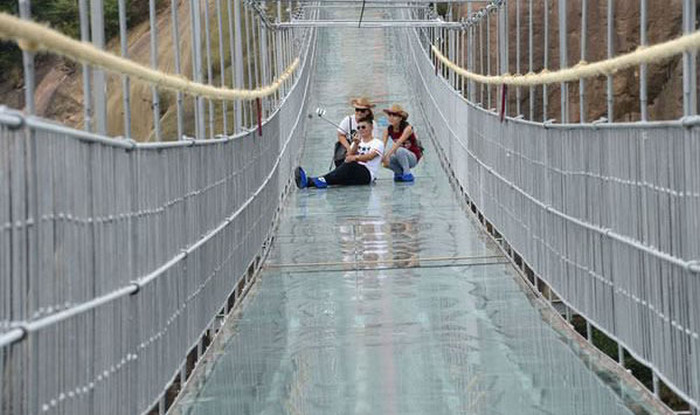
[172,8,658,415]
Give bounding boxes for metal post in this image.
[558,0,568,123]
[190,0,206,139]
[586,321,592,342]
[216,0,229,134]
[244,6,255,128]
[618,343,624,365]
[226,0,238,129]
[91,0,108,135]
[277,0,284,99]
[171,0,185,140]
[79,0,92,130]
[580,0,587,123]
[639,0,647,121]
[607,0,614,122]
[516,0,521,116]
[118,0,131,138]
[467,2,473,101]
[543,0,549,121]
[528,0,533,120]
[18,0,35,114]
[503,1,509,115]
[480,18,485,105]
[683,0,697,116]
[233,0,244,132]
[260,4,269,117]
[149,0,162,140]
[486,13,491,109]
[203,0,215,137]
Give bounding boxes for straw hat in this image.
[382,104,409,120]
[350,97,376,109]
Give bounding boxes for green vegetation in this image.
[0,0,152,81]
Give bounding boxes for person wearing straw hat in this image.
[296,115,384,189]
[382,104,422,182]
[333,97,380,167]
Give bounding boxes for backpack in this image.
[332,116,356,168]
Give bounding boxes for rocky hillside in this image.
[455,0,685,122]
[0,1,690,137]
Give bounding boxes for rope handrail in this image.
[432,29,700,86]
[0,12,298,100]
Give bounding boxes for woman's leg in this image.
[319,162,371,186]
[390,147,417,174]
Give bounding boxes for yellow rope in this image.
[0,12,298,100]
[432,30,700,86]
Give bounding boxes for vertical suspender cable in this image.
[171,0,185,140]
[528,0,533,120]
[91,0,107,135]
[118,0,131,138]
[233,0,244,132]
[148,0,161,140]
[639,0,647,121]
[543,0,549,121]
[683,0,697,116]
[203,0,215,137]
[607,0,614,122]
[559,0,568,123]
[516,0,521,116]
[580,0,587,123]
[79,0,92,131]
[216,0,228,134]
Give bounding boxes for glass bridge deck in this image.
[172,9,659,415]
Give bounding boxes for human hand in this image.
[382,156,390,167]
[345,154,357,163]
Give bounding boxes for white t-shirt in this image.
[337,115,380,140]
[356,138,384,181]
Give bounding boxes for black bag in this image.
[332,116,355,168]
[333,141,347,168]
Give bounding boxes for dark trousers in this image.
[317,162,371,186]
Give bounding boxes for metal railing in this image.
[0,1,316,414]
[400,1,700,411]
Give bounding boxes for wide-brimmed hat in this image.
[350,97,376,110]
[383,104,409,120]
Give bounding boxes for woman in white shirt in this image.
[296,116,384,188]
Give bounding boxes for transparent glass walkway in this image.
[173,9,656,415]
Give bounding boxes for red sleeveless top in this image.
[388,123,422,161]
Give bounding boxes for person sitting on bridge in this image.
[296,115,384,188]
[333,97,380,167]
[381,104,422,182]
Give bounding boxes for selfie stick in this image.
[308,108,352,136]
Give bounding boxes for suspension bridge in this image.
[0,1,699,414]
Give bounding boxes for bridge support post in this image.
[233,0,245,132]
[149,0,162,140]
[682,0,697,116]
[90,0,108,135]
[558,0,568,123]
[607,0,614,122]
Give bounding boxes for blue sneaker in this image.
[397,173,414,182]
[294,166,308,188]
[311,177,328,188]
[393,173,402,182]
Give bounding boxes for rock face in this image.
[459,0,685,122]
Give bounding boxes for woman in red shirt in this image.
[381,104,422,182]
